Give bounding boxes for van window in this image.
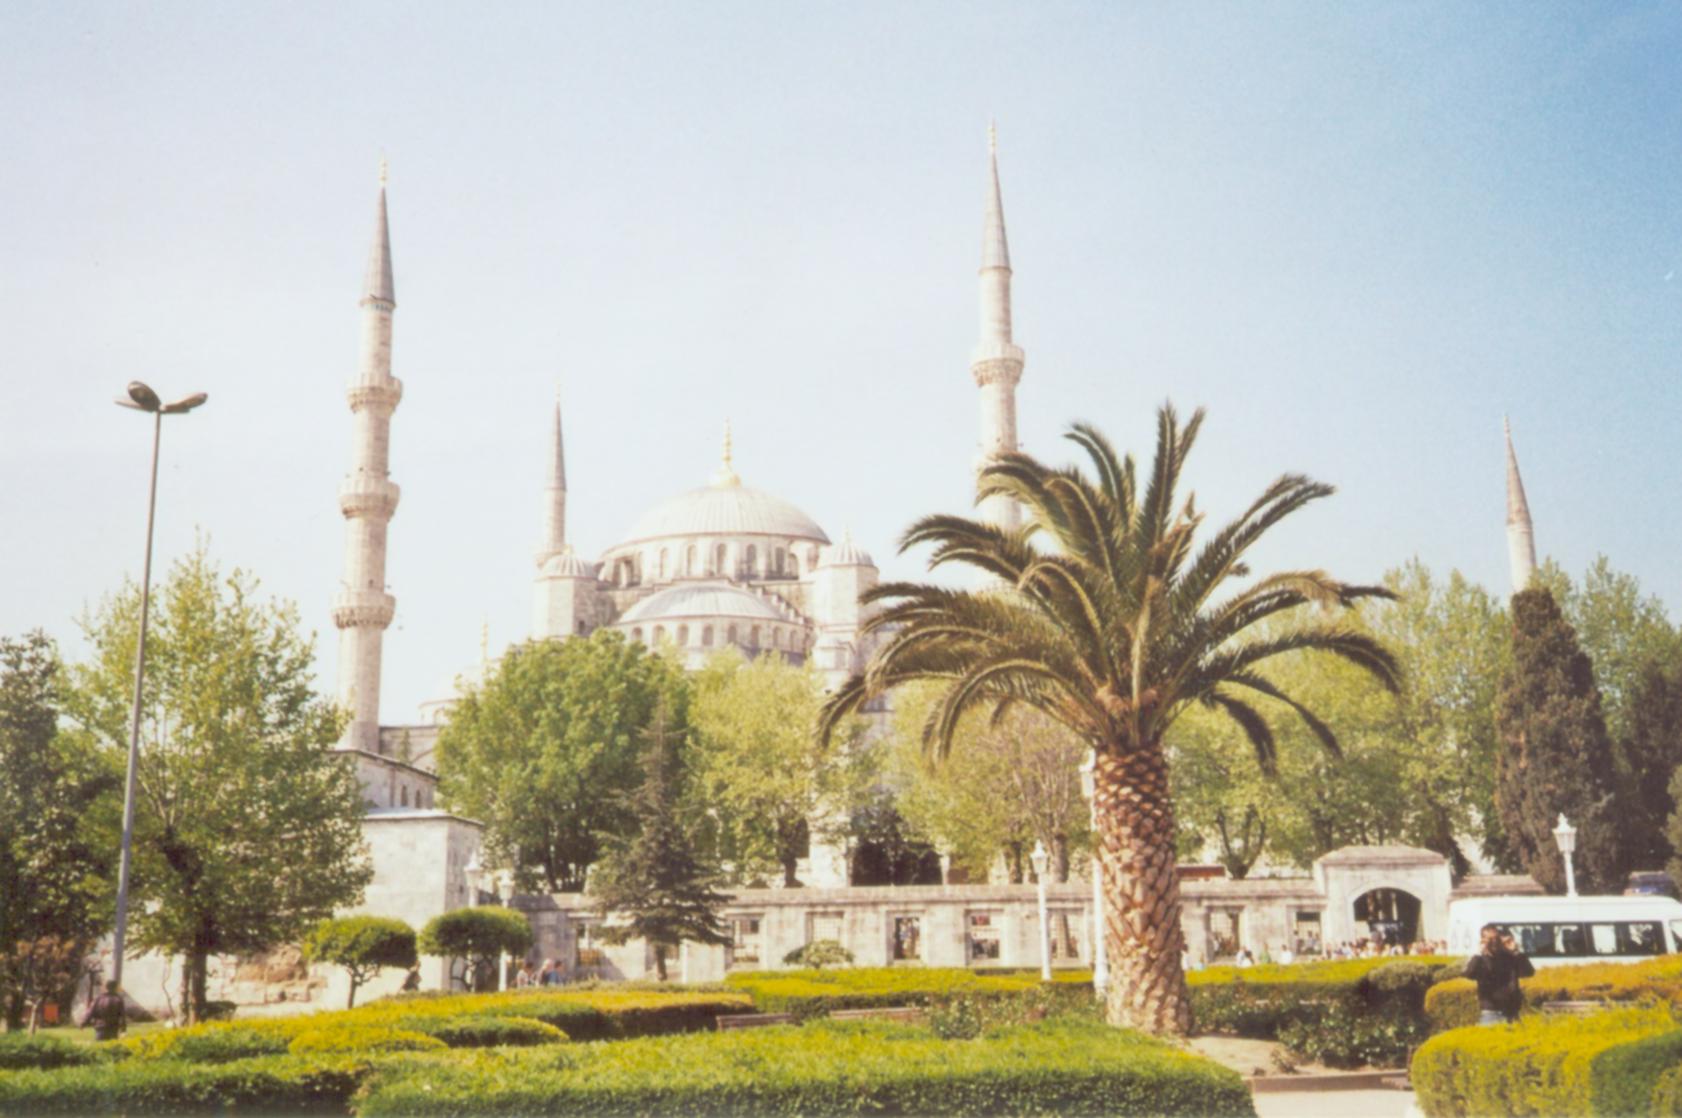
[1502,920,1670,958]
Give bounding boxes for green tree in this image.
[417,907,532,992]
[592,704,730,980]
[823,406,1397,1035]
[689,653,868,887]
[303,915,417,1008]
[0,632,116,1033]
[67,547,371,1023]
[1621,662,1682,870]
[435,631,689,892]
[1494,588,1624,894]
[1536,556,1681,743]
[886,681,1090,882]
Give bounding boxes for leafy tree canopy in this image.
[435,631,689,892]
[689,652,869,887]
[418,907,531,992]
[66,545,371,1022]
[303,915,416,1008]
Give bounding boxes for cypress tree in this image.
[591,702,730,980]
[1619,662,1682,870]
[1494,588,1624,893]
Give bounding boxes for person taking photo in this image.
[1464,923,1535,1025]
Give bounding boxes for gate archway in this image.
[1352,887,1421,947]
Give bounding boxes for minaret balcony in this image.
[346,379,404,414]
[339,476,401,519]
[970,344,1025,385]
[332,589,396,629]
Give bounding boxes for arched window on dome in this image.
[654,625,666,644]
[401,786,409,807]
[658,549,668,580]
[631,627,643,643]
[789,553,800,578]
[726,624,737,644]
[715,543,727,574]
[677,624,690,646]
[702,625,714,647]
[685,545,696,576]
[774,548,786,576]
[773,629,782,648]
[749,625,760,647]
[745,545,758,577]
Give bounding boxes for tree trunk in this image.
[1093,744,1192,1036]
[653,945,668,982]
[347,973,360,1009]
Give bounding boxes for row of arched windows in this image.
[627,623,808,653]
[614,540,822,586]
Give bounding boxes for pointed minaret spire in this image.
[537,392,568,564]
[363,162,395,307]
[332,163,404,754]
[1505,417,1537,595]
[971,123,1025,529]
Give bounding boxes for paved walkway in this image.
[1253,1088,1417,1118]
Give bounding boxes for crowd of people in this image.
[1181,933,1449,970]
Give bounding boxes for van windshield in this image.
[1500,920,1666,958]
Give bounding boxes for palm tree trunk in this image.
[1093,743,1192,1035]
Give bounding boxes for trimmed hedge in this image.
[1588,1027,1682,1118]
[289,1026,445,1056]
[356,1018,1257,1117]
[0,1054,369,1116]
[126,1022,292,1064]
[1412,1003,1674,1118]
[1655,1064,1682,1116]
[397,1014,566,1049]
[726,966,1091,1020]
[0,1033,109,1071]
[1188,956,1454,1068]
[1425,956,1682,1031]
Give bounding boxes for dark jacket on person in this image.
[81,992,126,1040]
[1464,949,1535,1019]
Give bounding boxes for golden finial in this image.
[711,419,741,488]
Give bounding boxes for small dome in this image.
[821,529,873,568]
[622,483,830,547]
[618,581,788,625]
[539,548,594,579]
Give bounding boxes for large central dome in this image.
[622,482,830,546]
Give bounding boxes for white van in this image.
[1447,895,1682,967]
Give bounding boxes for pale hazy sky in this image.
[4,2,1680,718]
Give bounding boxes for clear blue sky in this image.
[4,2,1679,718]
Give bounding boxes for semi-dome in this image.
[618,582,788,625]
[622,483,830,546]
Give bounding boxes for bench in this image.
[716,1012,796,1031]
[829,1006,925,1023]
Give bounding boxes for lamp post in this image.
[1079,751,1109,996]
[496,868,515,991]
[463,851,483,905]
[1553,815,1578,898]
[110,381,207,991]
[1030,840,1052,982]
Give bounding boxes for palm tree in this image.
[821,405,1399,1035]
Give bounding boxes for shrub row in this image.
[1411,1003,1677,1118]
[0,1054,370,1116]
[354,1018,1257,1117]
[1424,956,1682,1031]
[725,966,1090,1019]
[114,987,747,1064]
[1187,956,1457,1068]
[0,1033,110,1071]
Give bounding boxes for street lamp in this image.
[110,381,207,992]
[1079,751,1109,995]
[1553,815,1578,898]
[495,868,515,991]
[463,851,483,905]
[1030,840,1051,982]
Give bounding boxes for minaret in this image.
[332,162,402,754]
[536,394,567,564]
[1505,417,1537,595]
[971,123,1025,529]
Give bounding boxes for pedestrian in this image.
[539,958,560,986]
[80,980,126,1042]
[400,966,421,992]
[1465,924,1534,1025]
